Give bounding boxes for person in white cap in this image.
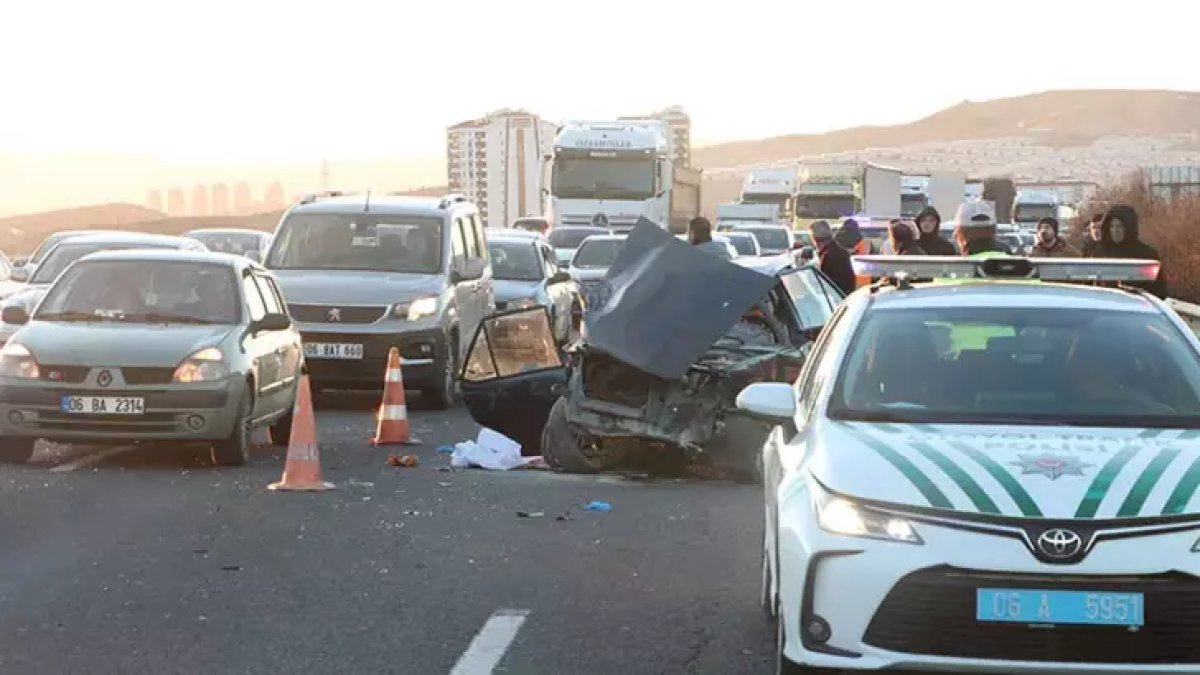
[952,201,1008,258]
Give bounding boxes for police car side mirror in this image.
[736,382,796,421]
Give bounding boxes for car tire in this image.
[212,385,253,467]
[541,397,628,473]
[761,535,776,622]
[0,437,36,464]
[268,409,294,446]
[425,341,457,411]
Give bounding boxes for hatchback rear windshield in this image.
[267,214,442,274]
[828,307,1200,428]
[32,242,177,284]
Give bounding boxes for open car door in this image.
[459,307,568,454]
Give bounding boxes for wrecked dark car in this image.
[459,221,844,477]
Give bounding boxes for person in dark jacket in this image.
[1094,204,1166,297]
[810,220,856,294]
[888,219,926,255]
[913,206,956,255]
[1029,217,1078,257]
[1081,213,1103,258]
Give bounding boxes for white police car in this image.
[738,255,1200,673]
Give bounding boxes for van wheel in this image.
[0,437,36,463]
[213,386,253,466]
[425,341,457,410]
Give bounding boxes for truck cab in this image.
[1012,189,1061,230]
[740,168,797,224]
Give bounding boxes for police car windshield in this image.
[267,214,442,274]
[828,307,1200,428]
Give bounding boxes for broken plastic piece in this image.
[584,501,612,512]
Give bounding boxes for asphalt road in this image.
[0,392,774,675]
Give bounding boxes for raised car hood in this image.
[15,322,235,367]
[271,270,444,305]
[493,279,540,304]
[584,219,777,380]
[811,421,1200,519]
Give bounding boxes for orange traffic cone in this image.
[268,374,334,491]
[370,347,421,446]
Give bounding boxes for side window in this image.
[253,275,282,315]
[795,304,851,420]
[461,216,480,260]
[242,275,267,322]
[451,217,467,266]
[470,214,488,262]
[264,277,289,316]
[539,244,557,278]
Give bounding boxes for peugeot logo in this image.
[1037,528,1083,559]
[96,369,113,388]
[326,308,342,322]
[592,212,609,228]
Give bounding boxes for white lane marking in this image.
[49,447,137,473]
[449,608,529,675]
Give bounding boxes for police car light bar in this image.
[851,255,1161,282]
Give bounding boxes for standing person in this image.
[686,216,732,261]
[1081,213,1104,258]
[1029,217,1078,258]
[913,206,956,255]
[810,220,856,295]
[888,219,926,255]
[835,218,874,287]
[1094,205,1167,298]
[952,202,1006,258]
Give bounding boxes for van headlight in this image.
[0,342,39,379]
[173,347,228,383]
[391,296,438,321]
[815,491,922,544]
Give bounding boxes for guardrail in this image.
[1167,298,1200,337]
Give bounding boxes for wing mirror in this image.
[735,382,796,421]
[2,305,30,326]
[9,267,30,283]
[255,313,291,332]
[453,258,486,283]
[548,271,571,285]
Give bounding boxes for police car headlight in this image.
[816,493,922,544]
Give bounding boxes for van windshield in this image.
[266,214,442,274]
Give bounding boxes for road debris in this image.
[584,501,612,512]
[386,453,419,468]
[516,511,545,518]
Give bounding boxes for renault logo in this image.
[326,308,342,322]
[96,369,113,388]
[1037,528,1083,559]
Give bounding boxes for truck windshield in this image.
[795,195,857,219]
[741,194,788,208]
[266,213,443,274]
[1013,204,1057,223]
[552,157,655,200]
[900,194,928,217]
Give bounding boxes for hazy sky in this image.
[3,0,1198,164]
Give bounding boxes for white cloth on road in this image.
[451,427,536,471]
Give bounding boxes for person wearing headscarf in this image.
[887,219,926,255]
[913,206,956,255]
[1029,217,1078,258]
[1093,204,1166,298]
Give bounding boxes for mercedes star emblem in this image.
[327,308,342,322]
[97,369,113,388]
[1012,453,1090,480]
[592,212,609,228]
[1037,528,1083,559]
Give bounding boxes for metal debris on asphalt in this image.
[516,511,545,518]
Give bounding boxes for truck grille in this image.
[864,565,1200,664]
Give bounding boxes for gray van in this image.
[263,193,494,408]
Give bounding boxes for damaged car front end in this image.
[459,221,844,476]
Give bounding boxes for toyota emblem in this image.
[96,369,113,388]
[1037,528,1083,559]
[326,308,342,322]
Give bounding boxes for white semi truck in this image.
[545,120,702,233]
[901,175,930,217]
[715,202,780,228]
[1012,189,1061,229]
[739,167,797,223]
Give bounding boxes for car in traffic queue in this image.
[0,251,23,302]
[725,223,798,257]
[184,228,272,261]
[724,230,763,258]
[0,249,302,466]
[510,216,550,234]
[567,233,627,314]
[738,255,1200,674]
[486,230,580,345]
[0,232,209,346]
[546,225,609,267]
[262,192,494,409]
[9,228,127,282]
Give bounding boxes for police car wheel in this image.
[0,437,36,463]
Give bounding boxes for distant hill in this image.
[693,89,1200,168]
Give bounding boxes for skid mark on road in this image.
[449,608,529,675]
[49,447,138,473]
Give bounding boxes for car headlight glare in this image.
[817,496,922,544]
[391,296,439,321]
[0,341,38,379]
[173,347,228,383]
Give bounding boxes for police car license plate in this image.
[304,343,364,360]
[976,588,1144,627]
[60,396,145,415]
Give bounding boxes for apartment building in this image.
[446,109,558,228]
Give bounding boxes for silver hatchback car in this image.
[0,249,303,466]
